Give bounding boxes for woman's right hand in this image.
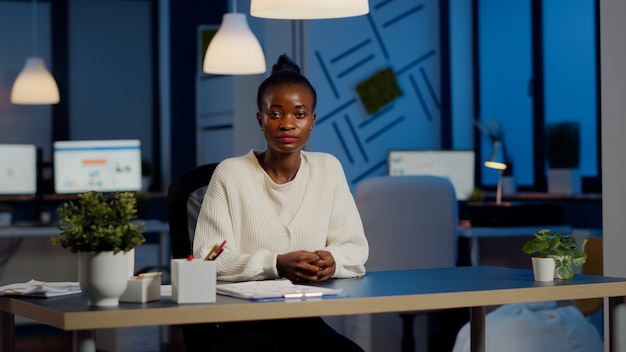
[277,250,328,283]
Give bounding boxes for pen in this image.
[283,291,323,299]
[204,244,218,261]
[209,240,227,260]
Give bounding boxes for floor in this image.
[14,324,187,352]
[14,320,465,352]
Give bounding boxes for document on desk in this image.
[216,279,344,301]
[0,279,81,298]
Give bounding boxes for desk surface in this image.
[1,266,625,331]
[457,225,573,238]
[0,219,169,239]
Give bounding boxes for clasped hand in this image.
[277,250,335,283]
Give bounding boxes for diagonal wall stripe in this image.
[374,0,393,10]
[316,98,357,126]
[315,50,339,99]
[332,121,354,164]
[397,50,436,76]
[351,159,387,187]
[382,4,425,28]
[410,74,432,121]
[420,67,441,108]
[337,54,376,79]
[345,114,368,162]
[365,115,406,143]
[331,39,372,63]
[366,13,389,59]
[359,104,395,128]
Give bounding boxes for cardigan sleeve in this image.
[322,156,369,278]
[193,161,280,282]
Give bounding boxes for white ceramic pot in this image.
[531,257,556,282]
[79,251,129,306]
[547,168,581,195]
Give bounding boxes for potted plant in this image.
[545,121,581,194]
[52,191,145,306]
[522,229,587,281]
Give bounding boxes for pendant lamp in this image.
[250,0,369,19]
[11,0,60,105]
[203,1,266,75]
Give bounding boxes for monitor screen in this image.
[53,139,142,194]
[0,143,37,195]
[387,150,475,201]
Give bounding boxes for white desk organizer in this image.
[120,273,161,303]
[171,259,216,303]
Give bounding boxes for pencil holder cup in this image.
[171,259,216,303]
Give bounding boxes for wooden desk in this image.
[1,266,626,352]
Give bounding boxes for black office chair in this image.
[167,162,219,352]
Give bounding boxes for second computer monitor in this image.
[53,139,142,194]
[387,150,475,201]
[0,143,38,195]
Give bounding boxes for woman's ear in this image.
[256,112,263,130]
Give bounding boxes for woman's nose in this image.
[280,115,296,129]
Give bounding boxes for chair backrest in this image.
[356,175,459,271]
[167,163,219,259]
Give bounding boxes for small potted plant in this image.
[52,191,146,306]
[522,229,587,281]
[545,121,581,194]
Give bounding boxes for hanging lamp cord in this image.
[32,0,38,56]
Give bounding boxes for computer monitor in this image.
[53,139,142,194]
[387,150,475,201]
[0,143,38,195]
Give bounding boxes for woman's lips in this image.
[279,136,297,143]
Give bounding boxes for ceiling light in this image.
[11,0,60,105]
[250,0,369,20]
[203,4,266,75]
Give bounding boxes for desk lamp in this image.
[203,0,266,75]
[484,141,507,205]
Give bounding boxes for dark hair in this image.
[256,54,317,111]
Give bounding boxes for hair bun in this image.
[271,54,301,74]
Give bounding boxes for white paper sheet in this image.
[216,279,343,300]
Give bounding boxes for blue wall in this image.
[308,1,443,190]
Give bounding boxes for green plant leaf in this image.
[52,191,146,253]
[522,229,587,278]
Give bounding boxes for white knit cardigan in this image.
[194,150,369,282]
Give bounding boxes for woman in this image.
[193,54,368,351]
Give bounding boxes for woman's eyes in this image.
[267,111,307,119]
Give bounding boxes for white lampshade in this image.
[250,0,369,19]
[11,57,60,105]
[203,13,266,75]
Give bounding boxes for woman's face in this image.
[257,83,316,155]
